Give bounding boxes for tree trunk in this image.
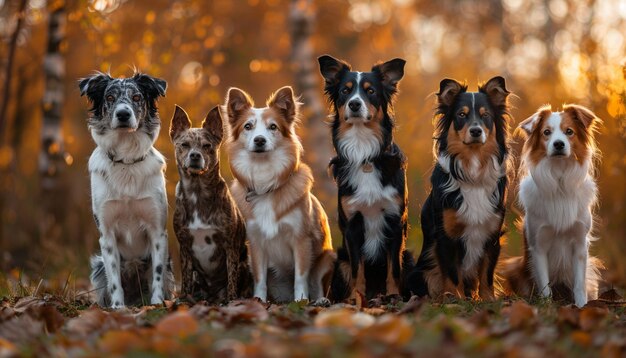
[39,4,69,247]
[0,0,28,145]
[288,0,336,200]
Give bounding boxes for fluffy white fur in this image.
[89,134,168,308]
[438,153,506,274]
[519,112,599,307]
[338,122,398,261]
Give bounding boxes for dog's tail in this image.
[89,255,110,307]
[496,255,532,298]
[586,256,604,301]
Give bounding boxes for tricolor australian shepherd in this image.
[501,104,602,307]
[225,86,335,303]
[318,55,413,301]
[408,77,511,300]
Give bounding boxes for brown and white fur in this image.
[501,104,602,307]
[171,105,252,303]
[225,86,335,303]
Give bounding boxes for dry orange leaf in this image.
[359,315,414,346]
[98,330,145,354]
[507,301,536,330]
[579,306,609,331]
[571,330,592,347]
[155,309,199,338]
[557,305,580,327]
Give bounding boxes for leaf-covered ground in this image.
[1,280,625,358]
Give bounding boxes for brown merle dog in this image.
[170,105,252,302]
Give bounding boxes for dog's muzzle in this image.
[252,136,267,153]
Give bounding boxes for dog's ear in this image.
[78,73,112,116]
[170,105,191,141]
[437,79,465,107]
[518,113,539,137]
[372,58,405,95]
[202,106,224,142]
[225,87,253,126]
[268,86,297,123]
[134,73,167,98]
[563,104,599,129]
[517,105,552,137]
[480,76,510,108]
[318,55,351,89]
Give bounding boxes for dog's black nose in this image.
[189,152,201,161]
[116,110,131,123]
[469,127,483,138]
[254,136,266,147]
[348,100,361,112]
[553,140,565,150]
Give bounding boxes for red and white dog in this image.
[224,86,335,303]
[502,104,602,307]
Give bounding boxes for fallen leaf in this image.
[598,288,623,302]
[314,309,375,331]
[579,306,608,331]
[358,314,414,346]
[571,330,592,348]
[98,330,145,354]
[506,301,536,330]
[557,305,580,328]
[219,300,269,324]
[155,309,199,338]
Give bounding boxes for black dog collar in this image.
[107,151,146,165]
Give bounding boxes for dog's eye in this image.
[132,95,141,102]
[244,123,253,130]
[202,143,211,150]
[366,88,375,95]
[182,142,190,148]
[458,112,467,118]
[565,128,574,136]
[269,124,278,131]
[341,87,351,95]
[481,112,490,118]
[543,129,552,136]
[106,95,115,102]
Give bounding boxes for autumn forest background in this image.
[1,0,625,290]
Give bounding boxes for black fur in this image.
[318,55,413,301]
[407,77,511,299]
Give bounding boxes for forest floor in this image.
[0,274,625,357]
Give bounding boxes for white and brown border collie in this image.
[225,86,335,303]
[502,104,602,307]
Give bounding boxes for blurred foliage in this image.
[0,0,624,285]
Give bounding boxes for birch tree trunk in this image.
[288,0,336,200]
[39,4,69,245]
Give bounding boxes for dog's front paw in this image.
[150,294,164,306]
[310,297,331,307]
[110,302,125,309]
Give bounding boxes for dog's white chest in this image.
[440,155,503,273]
[188,212,218,273]
[344,166,400,260]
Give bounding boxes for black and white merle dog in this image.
[318,55,413,301]
[408,77,511,300]
[79,72,173,308]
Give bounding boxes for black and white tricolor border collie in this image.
[318,55,413,301]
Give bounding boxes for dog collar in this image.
[107,151,146,165]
